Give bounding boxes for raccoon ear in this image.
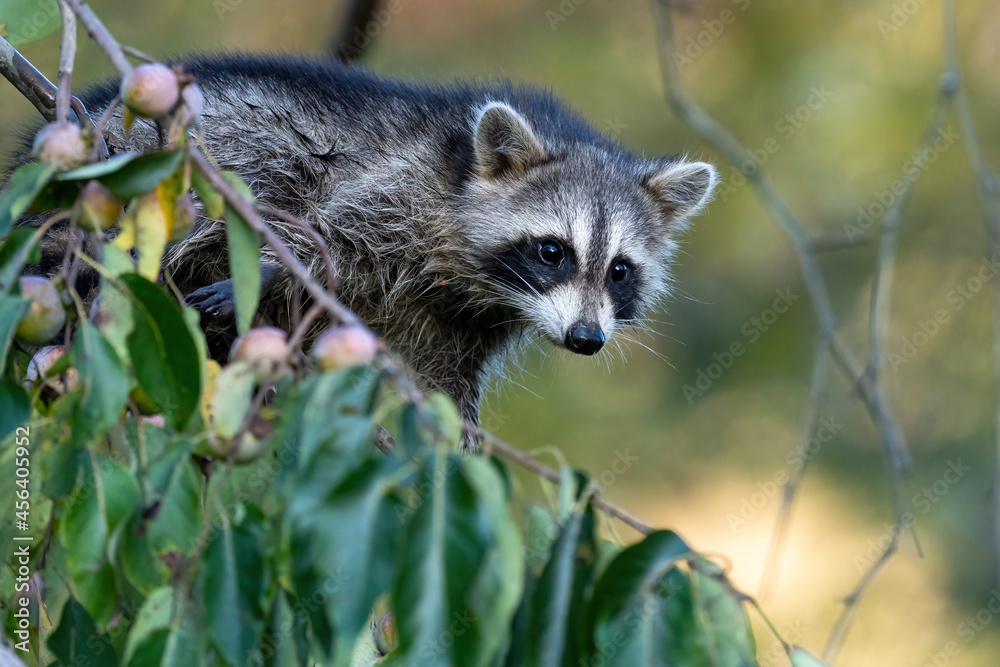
[473,102,548,180]
[643,160,718,225]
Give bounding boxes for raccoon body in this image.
[16,54,717,446]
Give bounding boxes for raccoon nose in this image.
[565,322,605,355]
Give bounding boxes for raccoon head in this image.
[459,101,717,356]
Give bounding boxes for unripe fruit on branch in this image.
[77,180,123,232]
[15,276,66,346]
[26,345,79,393]
[32,121,88,170]
[120,63,180,119]
[312,325,378,371]
[373,613,398,655]
[230,327,291,383]
[209,432,268,464]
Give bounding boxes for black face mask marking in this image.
[606,256,641,321]
[484,236,576,295]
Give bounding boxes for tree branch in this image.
[329,0,381,61]
[0,34,58,121]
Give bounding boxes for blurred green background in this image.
[3,0,1000,664]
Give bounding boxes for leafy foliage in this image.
[0,21,790,664]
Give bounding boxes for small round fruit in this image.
[120,63,180,119]
[209,432,266,464]
[26,345,79,393]
[139,414,166,428]
[32,121,87,170]
[15,276,66,346]
[373,613,397,655]
[77,180,123,232]
[312,325,378,371]
[230,327,291,383]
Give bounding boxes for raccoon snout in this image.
[565,322,605,355]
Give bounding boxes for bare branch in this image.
[479,428,654,535]
[0,34,58,121]
[822,518,904,662]
[63,0,132,76]
[759,336,830,600]
[938,0,1000,591]
[329,0,381,61]
[56,0,77,124]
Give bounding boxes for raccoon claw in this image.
[186,280,236,320]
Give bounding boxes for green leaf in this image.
[284,369,380,519]
[525,497,598,667]
[96,244,135,358]
[0,377,28,443]
[210,361,256,440]
[0,226,43,295]
[147,447,203,556]
[291,457,402,654]
[387,452,524,667]
[202,518,267,667]
[119,274,202,431]
[0,294,29,374]
[98,150,183,199]
[0,0,61,46]
[122,587,175,666]
[263,589,310,667]
[72,322,129,434]
[39,395,85,498]
[123,587,208,667]
[586,530,693,630]
[191,164,224,221]
[118,513,170,596]
[60,454,140,627]
[689,564,756,666]
[0,161,56,235]
[221,175,260,334]
[47,598,118,667]
[58,153,142,181]
[582,531,757,667]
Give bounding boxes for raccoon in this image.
[16,54,717,448]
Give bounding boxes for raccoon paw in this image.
[186,280,236,321]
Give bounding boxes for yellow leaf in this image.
[113,199,138,251]
[201,358,221,427]
[133,191,169,281]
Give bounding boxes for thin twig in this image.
[56,0,76,124]
[329,0,381,61]
[0,34,58,120]
[63,0,132,75]
[257,205,340,296]
[651,1,917,660]
[188,149,361,329]
[940,0,1000,591]
[822,518,904,661]
[479,429,654,535]
[759,335,830,600]
[652,2,911,479]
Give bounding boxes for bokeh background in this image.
[3,0,1000,664]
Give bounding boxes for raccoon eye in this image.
[538,241,564,266]
[609,261,631,283]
